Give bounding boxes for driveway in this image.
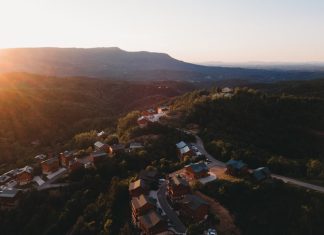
[157,182,186,234]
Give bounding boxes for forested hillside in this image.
[167,88,324,180]
[0,73,195,171]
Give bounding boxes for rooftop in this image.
[94,141,106,148]
[129,179,146,191]
[186,162,208,173]
[131,194,153,210]
[41,157,58,165]
[176,141,187,149]
[179,194,208,210]
[169,175,189,187]
[0,188,20,198]
[138,210,164,229]
[226,159,247,170]
[180,146,191,155]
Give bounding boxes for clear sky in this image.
[0,0,323,63]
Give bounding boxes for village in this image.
[0,87,289,235]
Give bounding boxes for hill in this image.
[0,72,195,169]
[1,47,324,81]
[166,88,324,180]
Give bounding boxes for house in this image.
[34,154,47,162]
[0,188,22,209]
[15,166,33,185]
[60,151,74,167]
[176,141,187,150]
[109,144,125,155]
[41,157,59,175]
[68,159,83,172]
[225,159,249,176]
[129,142,144,151]
[90,151,108,164]
[94,141,109,152]
[138,210,168,235]
[138,116,149,128]
[167,175,191,201]
[185,162,209,179]
[157,106,169,114]
[97,130,107,137]
[142,108,157,116]
[221,87,233,93]
[131,194,155,223]
[178,146,193,161]
[178,194,209,222]
[138,169,160,186]
[252,167,271,181]
[129,179,148,197]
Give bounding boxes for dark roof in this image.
[131,194,153,210]
[110,144,125,150]
[138,210,164,229]
[226,159,247,170]
[186,162,208,173]
[253,167,271,181]
[179,194,208,210]
[139,169,159,181]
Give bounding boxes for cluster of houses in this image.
[225,159,271,182]
[137,106,170,128]
[129,169,172,235]
[0,166,34,209]
[128,161,216,234]
[176,141,204,162]
[211,87,235,99]
[0,132,145,210]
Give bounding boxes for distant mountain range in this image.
[0,47,323,82]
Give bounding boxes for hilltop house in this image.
[131,194,155,224]
[34,154,47,162]
[178,194,209,222]
[176,141,193,161]
[41,157,59,175]
[225,159,249,176]
[94,141,109,152]
[60,151,74,167]
[137,116,149,128]
[138,169,160,187]
[185,162,209,180]
[129,142,144,151]
[129,179,148,197]
[138,210,168,235]
[15,166,33,185]
[167,175,191,201]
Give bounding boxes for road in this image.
[157,182,187,234]
[186,130,324,194]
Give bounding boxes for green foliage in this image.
[202,180,324,235]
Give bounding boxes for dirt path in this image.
[195,191,241,235]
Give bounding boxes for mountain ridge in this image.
[1,47,324,81]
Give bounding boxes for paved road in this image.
[271,174,324,193]
[157,182,186,234]
[185,130,324,194]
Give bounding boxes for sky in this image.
[0,0,323,63]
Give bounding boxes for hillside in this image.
[0,73,195,169]
[1,47,323,81]
[166,88,324,180]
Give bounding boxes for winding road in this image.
[190,131,324,194]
